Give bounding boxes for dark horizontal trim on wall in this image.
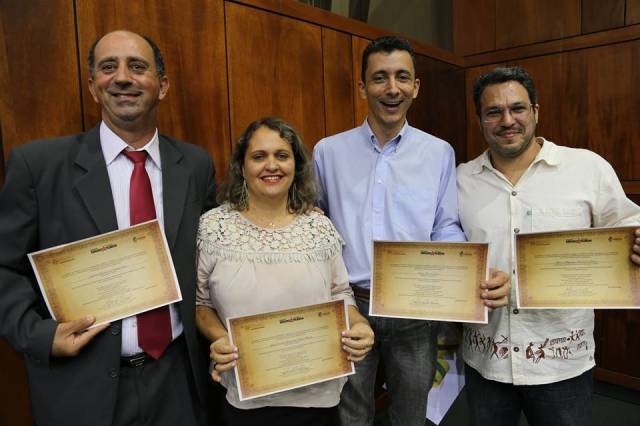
[622,181,640,195]
[595,367,640,391]
[464,23,640,67]
[229,0,464,67]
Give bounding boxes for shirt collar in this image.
[534,137,560,166]
[99,121,161,167]
[471,137,558,175]
[360,118,409,151]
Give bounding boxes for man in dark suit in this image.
[0,30,216,426]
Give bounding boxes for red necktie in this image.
[123,150,172,359]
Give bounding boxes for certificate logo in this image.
[420,250,444,256]
[279,315,304,324]
[90,243,117,254]
[565,238,591,244]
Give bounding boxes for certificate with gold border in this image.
[515,226,640,309]
[370,241,488,323]
[28,220,181,326]
[227,299,354,401]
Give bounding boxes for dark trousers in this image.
[112,337,206,426]
[465,364,593,426]
[221,399,339,426]
[339,297,437,426]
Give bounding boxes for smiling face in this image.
[479,81,539,159]
[88,31,169,133]
[359,50,420,142]
[243,126,295,206]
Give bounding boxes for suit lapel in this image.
[159,136,188,249]
[73,127,118,234]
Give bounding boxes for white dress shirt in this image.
[457,138,640,385]
[99,122,182,356]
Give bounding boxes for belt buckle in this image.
[127,353,147,367]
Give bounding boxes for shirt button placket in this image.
[371,156,387,239]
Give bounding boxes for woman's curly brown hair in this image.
[217,117,316,214]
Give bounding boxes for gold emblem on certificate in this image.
[28,220,181,325]
[371,241,488,323]
[515,226,640,309]
[227,299,354,401]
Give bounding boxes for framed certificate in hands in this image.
[370,241,489,323]
[28,220,181,326]
[227,299,354,401]
[515,226,640,309]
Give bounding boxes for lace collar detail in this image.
[197,204,343,263]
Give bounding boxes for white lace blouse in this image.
[196,204,355,409]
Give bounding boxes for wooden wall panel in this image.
[521,43,638,180]
[512,54,577,149]
[452,0,495,56]
[0,340,30,426]
[464,64,503,161]
[226,2,324,152]
[627,0,640,25]
[231,0,463,66]
[322,28,355,136]
[0,0,82,166]
[595,310,640,390]
[0,1,82,423]
[632,39,640,183]
[495,0,581,50]
[579,43,637,179]
[581,0,625,34]
[75,0,231,181]
[351,36,369,126]
[408,57,466,162]
[467,41,640,181]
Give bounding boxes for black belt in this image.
[120,352,151,367]
[120,335,183,367]
[352,285,370,300]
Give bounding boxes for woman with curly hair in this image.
[195,117,374,426]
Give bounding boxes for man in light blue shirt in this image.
[313,36,466,426]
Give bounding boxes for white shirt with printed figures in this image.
[457,138,640,385]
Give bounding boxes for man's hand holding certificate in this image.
[515,226,640,309]
[28,220,181,326]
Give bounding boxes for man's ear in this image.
[358,80,367,100]
[158,76,170,100]
[88,77,100,104]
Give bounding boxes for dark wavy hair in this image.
[472,66,537,117]
[218,117,316,214]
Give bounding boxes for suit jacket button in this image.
[109,368,119,378]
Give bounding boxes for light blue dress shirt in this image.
[313,120,465,289]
